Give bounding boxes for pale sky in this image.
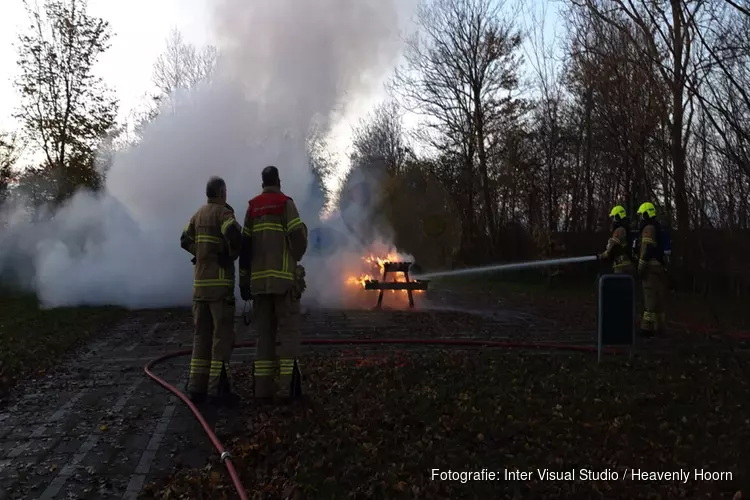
[0,0,562,181]
[0,0,213,130]
[0,0,397,183]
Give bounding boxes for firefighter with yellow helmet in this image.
[180,176,243,406]
[597,205,634,275]
[636,201,667,336]
[238,166,308,403]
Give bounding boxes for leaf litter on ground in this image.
[144,347,750,500]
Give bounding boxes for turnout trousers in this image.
[188,296,236,397]
[613,261,637,326]
[612,255,634,276]
[641,267,667,335]
[252,291,302,399]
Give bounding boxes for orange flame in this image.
[344,252,424,301]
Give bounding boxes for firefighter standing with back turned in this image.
[636,201,667,337]
[180,176,243,407]
[238,166,308,403]
[597,205,634,275]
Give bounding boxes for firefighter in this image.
[180,176,243,406]
[597,205,634,275]
[238,166,308,403]
[636,201,667,337]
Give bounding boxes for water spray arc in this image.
[412,255,599,280]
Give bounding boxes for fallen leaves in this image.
[0,291,127,396]
[142,348,750,500]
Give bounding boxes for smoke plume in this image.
[0,0,413,309]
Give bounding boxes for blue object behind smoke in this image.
[308,227,345,256]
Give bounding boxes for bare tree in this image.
[15,0,119,203]
[391,0,523,258]
[305,128,338,217]
[0,132,24,204]
[525,1,569,235]
[152,29,217,109]
[572,0,707,236]
[689,1,750,179]
[349,101,407,175]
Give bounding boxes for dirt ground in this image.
[1,281,748,499]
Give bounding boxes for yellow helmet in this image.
[609,205,627,221]
[637,202,656,219]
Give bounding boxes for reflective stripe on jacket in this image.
[181,199,242,300]
[238,186,308,295]
[601,226,633,272]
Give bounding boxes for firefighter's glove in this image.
[240,286,252,302]
[292,265,306,300]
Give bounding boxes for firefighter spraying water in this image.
[597,205,635,275]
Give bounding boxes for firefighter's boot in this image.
[291,361,303,399]
[656,313,667,336]
[279,361,305,405]
[189,391,207,404]
[209,365,241,408]
[184,379,207,404]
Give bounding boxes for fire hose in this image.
[145,326,749,498]
[144,338,621,499]
[153,252,749,497]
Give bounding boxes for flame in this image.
[347,253,401,287]
[344,252,424,303]
[363,252,401,274]
[346,274,375,287]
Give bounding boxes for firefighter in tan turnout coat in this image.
[637,201,667,337]
[180,176,243,406]
[598,205,634,275]
[239,166,308,402]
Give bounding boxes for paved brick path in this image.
[0,311,209,500]
[0,295,597,499]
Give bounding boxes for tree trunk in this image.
[474,89,495,254]
[670,0,690,236]
[584,86,595,231]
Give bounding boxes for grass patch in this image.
[432,273,750,334]
[434,275,595,295]
[0,290,127,396]
[147,350,749,499]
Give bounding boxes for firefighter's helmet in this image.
[637,202,657,220]
[609,205,627,221]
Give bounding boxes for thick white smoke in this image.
[0,0,414,309]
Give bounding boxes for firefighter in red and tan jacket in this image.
[238,166,308,402]
[180,176,243,406]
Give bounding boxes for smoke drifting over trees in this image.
[0,0,408,308]
[1,0,749,304]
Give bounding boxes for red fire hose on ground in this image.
[144,338,621,499]
[144,325,750,498]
